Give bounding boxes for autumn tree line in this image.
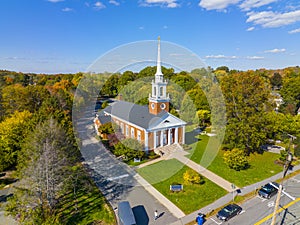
[0,65,300,222]
[0,71,115,224]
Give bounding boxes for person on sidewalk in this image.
[154,210,158,220]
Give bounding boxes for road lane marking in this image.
[107,174,129,181]
[291,177,300,183]
[210,217,222,225]
[254,198,300,225]
[267,201,274,207]
[256,196,267,202]
[239,210,246,214]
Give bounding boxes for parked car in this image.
[117,201,136,225]
[258,182,279,199]
[217,204,242,221]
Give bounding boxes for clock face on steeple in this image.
[160,103,166,109]
[151,103,155,109]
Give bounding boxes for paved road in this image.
[194,173,300,225]
[74,105,178,225]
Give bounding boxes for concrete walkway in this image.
[134,174,185,218]
[171,164,300,225]
[174,155,235,192]
[148,143,236,192]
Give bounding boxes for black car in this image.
[217,204,242,221]
[258,182,279,199]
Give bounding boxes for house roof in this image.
[97,110,112,124]
[101,100,186,131]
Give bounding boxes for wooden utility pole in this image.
[270,134,295,225]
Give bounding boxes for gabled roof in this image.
[102,101,186,131]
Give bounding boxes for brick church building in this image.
[94,38,186,151]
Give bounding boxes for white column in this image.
[182,126,185,144]
[160,130,164,147]
[175,127,178,144]
[145,131,149,150]
[153,131,157,148]
[168,129,171,145]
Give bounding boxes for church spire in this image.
[155,36,163,82]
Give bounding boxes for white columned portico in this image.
[145,131,149,150]
[154,131,157,148]
[160,130,164,147]
[182,126,185,144]
[168,129,171,145]
[175,127,178,144]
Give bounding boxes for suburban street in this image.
[203,174,300,225]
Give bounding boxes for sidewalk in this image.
[171,164,300,225]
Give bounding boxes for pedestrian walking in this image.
[154,210,158,220]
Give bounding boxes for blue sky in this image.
[0,0,300,73]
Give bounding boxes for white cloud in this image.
[264,48,286,53]
[206,54,226,58]
[246,10,300,28]
[109,0,120,6]
[94,1,106,9]
[240,0,277,11]
[199,0,240,10]
[47,0,64,2]
[247,26,255,31]
[141,0,180,8]
[139,26,144,30]
[62,7,73,12]
[288,28,300,34]
[246,56,264,59]
[206,55,238,59]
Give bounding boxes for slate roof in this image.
[100,100,185,130]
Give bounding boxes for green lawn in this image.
[57,185,116,225]
[138,159,227,214]
[188,135,283,187]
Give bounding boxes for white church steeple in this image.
[149,37,170,115]
[155,36,163,82]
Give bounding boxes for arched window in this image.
[160,87,163,96]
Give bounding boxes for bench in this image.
[170,184,183,192]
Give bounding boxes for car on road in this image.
[216,204,242,221]
[258,182,279,199]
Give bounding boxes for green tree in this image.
[197,109,210,126]
[280,75,300,115]
[98,122,115,136]
[270,72,282,89]
[223,148,249,171]
[221,71,271,153]
[113,138,145,162]
[100,74,119,97]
